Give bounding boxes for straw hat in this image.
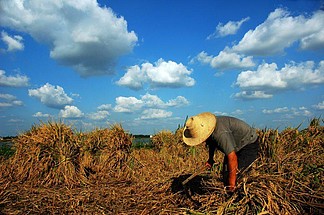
[183,112,217,146]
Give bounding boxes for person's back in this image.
[208,116,258,155]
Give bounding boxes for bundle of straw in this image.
[151,130,174,151]
[8,122,86,187]
[81,124,133,180]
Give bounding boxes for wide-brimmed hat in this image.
[183,112,217,146]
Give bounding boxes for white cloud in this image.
[195,50,255,72]
[0,102,13,107]
[165,96,189,107]
[113,93,189,113]
[59,105,84,119]
[141,94,165,108]
[140,109,172,120]
[87,110,109,121]
[300,28,324,51]
[117,59,195,90]
[232,9,324,55]
[0,0,137,77]
[213,110,244,117]
[8,118,23,123]
[232,109,244,115]
[263,106,312,118]
[290,107,312,117]
[12,100,23,106]
[236,63,287,90]
[0,93,23,107]
[116,65,144,90]
[28,83,73,108]
[0,70,29,87]
[234,91,273,100]
[0,93,16,100]
[114,96,144,113]
[141,94,189,108]
[207,17,250,39]
[1,31,24,52]
[214,111,229,116]
[235,61,324,98]
[33,112,51,118]
[313,101,324,110]
[262,107,290,114]
[97,104,112,111]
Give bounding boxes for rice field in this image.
[0,119,323,214]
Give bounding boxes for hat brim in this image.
[183,112,216,146]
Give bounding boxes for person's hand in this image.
[205,160,215,170]
[225,185,236,193]
[224,185,236,198]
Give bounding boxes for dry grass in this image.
[0,120,323,214]
[1,122,84,187]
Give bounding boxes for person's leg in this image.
[222,156,229,186]
[237,139,260,172]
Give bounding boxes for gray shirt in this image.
[206,116,258,155]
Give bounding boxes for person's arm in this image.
[226,151,238,192]
[206,142,216,168]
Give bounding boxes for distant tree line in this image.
[0,136,17,141]
[132,134,151,138]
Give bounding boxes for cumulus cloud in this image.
[59,105,84,119]
[195,50,255,72]
[1,31,24,52]
[262,107,290,114]
[0,69,29,87]
[117,59,195,90]
[141,94,189,108]
[87,110,110,121]
[0,93,16,100]
[236,63,287,90]
[0,0,137,77]
[207,17,250,39]
[0,93,23,107]
[232,109,244,115]
[263,106,312,118]
[235,61,324,99]
[232,9,324,55]
[0,102,11,107]
[300,28,324,51]
[234,91,273,100]
[97,104,112,111]
[140,94,165,108]
[33,112,51,118]
[8,118,23,123]
[116,65,144,90]
[114,96,144,113]
[113,93,189,113]
[238,61,324,89]
[28,83,73,108]
[313,101,324,110]
[165,96,189,107]
[214,111,229,116]
[139,109,172,120]
[293,107,312,117]
[214,109,245,117]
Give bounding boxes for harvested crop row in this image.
[0,121,323,214]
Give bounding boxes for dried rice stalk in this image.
[7,121,86,187]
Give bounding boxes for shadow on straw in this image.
[170,174,212,196]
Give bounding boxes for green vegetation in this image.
[131,135,153,149]
[0,144,15,160]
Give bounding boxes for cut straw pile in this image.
[0,120,323,214]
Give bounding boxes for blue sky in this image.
[0,0,323,136]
